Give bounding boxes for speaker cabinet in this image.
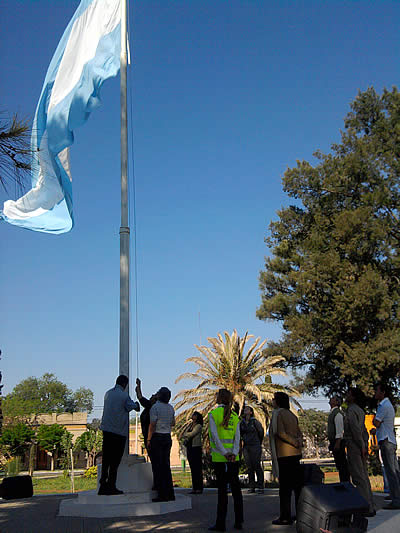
[296,482,369,533]
[1,475,33,500]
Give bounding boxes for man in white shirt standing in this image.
[328,396,350,483]
[372,383,400,509]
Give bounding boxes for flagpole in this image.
[120,0,129,380]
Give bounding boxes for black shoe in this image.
[385,495,392,501]
[152,497,169,502]
[272,518,293,525]
[98,486,111,495]
[234,523,243,530]
[363,510,376,517]
[108,487,124,495]
[208,526,226,532]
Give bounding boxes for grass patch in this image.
[172,471,192,488]
[32,475,97,494]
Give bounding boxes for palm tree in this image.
[0,113,31,194]
[174,330,299,436]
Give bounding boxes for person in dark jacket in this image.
[240,406,264,494]
[183,411,204,494]
[135,378,157,453]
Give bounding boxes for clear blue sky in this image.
[1,0,399,418]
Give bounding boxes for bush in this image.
[367,450,382,477]
[6,457,21,476]
[83,466,98,479]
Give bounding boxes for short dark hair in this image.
[192,411,204,426]
[243,405,254,417]
[376,383,387,395]
[274,392,290,409]
[349,387,365,408]
[116,375,129,388]
[158,387,171,403]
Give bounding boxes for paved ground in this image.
[0,488,398,533]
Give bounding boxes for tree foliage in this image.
[37,423,69,470]
[257,87,400,400]
[74,428,102,468]
[174,330,299,438]
[0,422,35,458]
[298,409,328,447]
[0,113,31,193]
[3,373,94,420]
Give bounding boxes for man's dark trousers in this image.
[332,440,350,483]
[213,461,244,528]
[151,433,175,500]
[100,431,126,490]
[380,438,400,506]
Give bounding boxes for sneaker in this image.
[233,523,243,530]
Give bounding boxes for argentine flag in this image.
[0,0,121,233]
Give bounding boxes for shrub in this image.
[83,465,98,479]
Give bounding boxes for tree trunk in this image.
[28,443,36,476]
[70,448,75,493]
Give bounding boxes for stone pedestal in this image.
[97,454,153,493]
[58,454,191,518]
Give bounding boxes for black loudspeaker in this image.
[1,475,33,500]
[296,482,369,533]
[302,463,324,485]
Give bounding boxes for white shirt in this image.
[209,405,241,457]
[332,409,344,439]
[150,401,175,434]
[375,397,397,445]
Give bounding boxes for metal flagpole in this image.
[120,0,130,454]
[120,0,129,380]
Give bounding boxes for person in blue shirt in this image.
[372,383,400,509]
[98,375,140,495]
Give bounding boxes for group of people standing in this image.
[328,384,400,517]
[99,375,176,503]
[98,377,400,531]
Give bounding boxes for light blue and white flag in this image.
[1,0,121,233]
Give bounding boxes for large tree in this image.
[257,87,400,401]
[3,373,94,420]
[37,424,69,471]
[74,428,102,468]
[174,330,298,437]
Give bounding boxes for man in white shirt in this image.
[372,383,400,509]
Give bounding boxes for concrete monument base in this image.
[58,454,191,518]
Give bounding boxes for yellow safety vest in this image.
[209,406,239,462]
